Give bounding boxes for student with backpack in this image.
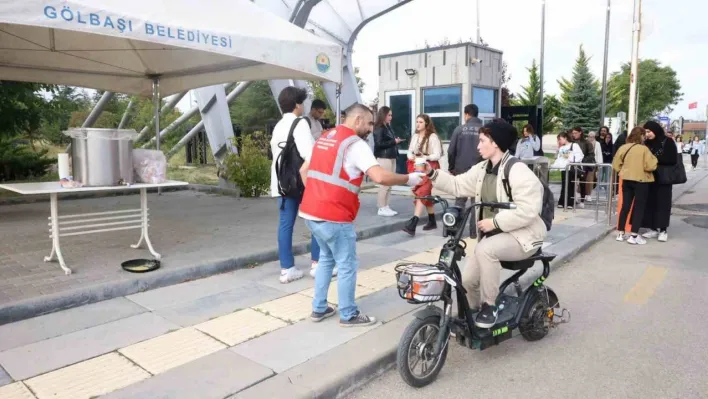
[270,87,320,284]
[423,121,552,328]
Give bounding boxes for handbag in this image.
[653,139,687,185]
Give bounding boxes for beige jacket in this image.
[430,152,547,252]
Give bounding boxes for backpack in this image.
[581,140,595,164]
[275,117,311,207]
[502,157,555,231]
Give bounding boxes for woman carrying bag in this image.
[641,121,683,243]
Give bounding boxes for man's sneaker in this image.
[311,306,336,322]
[642,230,659,239]
[310,262,338,278]
[377,207,396,217]
[627,235,647,245]
[474,303,498,329]
[658,231,668,242]
[340,311,377,327]
[385,206,398,216]
[616,232,625,242]
[279,267,304,284]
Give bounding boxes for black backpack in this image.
[502,157,555,231]
[275,117,311,207]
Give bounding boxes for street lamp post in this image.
[600,0,611,127]
[627,0,642,129]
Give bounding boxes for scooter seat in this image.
[500,249,557,270]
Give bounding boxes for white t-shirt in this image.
[300,130,379,221]
[270,113,314,197]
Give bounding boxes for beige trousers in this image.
[461,233,537,309]
[377,158,397,208]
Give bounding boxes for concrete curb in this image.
[0,211,442,325]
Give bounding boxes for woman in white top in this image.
[553,131,585,209]
[675,135,684,154]
[402,114,443,236]
[688,135,705,170]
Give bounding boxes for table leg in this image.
[44,193,72,275]
[131,188,162,260]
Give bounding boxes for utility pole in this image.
[476,0,481,44]
[539,0,546,110]
[627,0,642,129]
[600,0,611,126]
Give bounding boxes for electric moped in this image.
[395,196,570,387]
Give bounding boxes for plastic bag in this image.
[133,149,167,184]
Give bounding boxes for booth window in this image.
[472,87,497,115]
[423,86,461,141]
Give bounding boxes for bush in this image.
[0,139,54,181]
[223,131,270,197]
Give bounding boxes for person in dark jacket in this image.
[641,121,677,242]
[599,126,614,193]
[373,106,404,216]
[447,104,483,237]
[571,127,591,207]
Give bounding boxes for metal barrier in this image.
[552,162,618,226]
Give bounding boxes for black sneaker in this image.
[474,303,498,329]
[311,306,336,322]
[340,311,377,327]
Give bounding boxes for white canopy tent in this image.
[0,0,343,149]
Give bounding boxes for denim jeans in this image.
[305,220,358,320]
[598,167,611,190]
[278,197,319,269]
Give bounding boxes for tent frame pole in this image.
[152,76,161,195]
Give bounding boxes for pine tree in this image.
[518,59,541,106]
[560,46,601,132]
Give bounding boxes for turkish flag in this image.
[689,102,698,109]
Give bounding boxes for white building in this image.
[378,42,503,172]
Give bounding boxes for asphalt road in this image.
[348,175,708,399]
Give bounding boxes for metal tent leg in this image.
[131,188,161,260]
[45,193,71,275]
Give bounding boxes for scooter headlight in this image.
[442,209,459,227]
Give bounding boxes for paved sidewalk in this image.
[0,192,426,324]
[0,206,606,399]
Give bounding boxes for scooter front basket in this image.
[395,263,447,303]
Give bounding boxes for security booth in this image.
[378,42,503,174]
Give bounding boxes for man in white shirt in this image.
[269,87,321,284]
[298,104,424,327]
[305,99,326,140]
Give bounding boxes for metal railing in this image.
[551,162,618,226]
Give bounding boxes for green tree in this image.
[542,94,562,134]
[40,86,90,144]
[606,59,682,122]
[560,46,601,132]
[229,81,281,132]
[518,59,541,105]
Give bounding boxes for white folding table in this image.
[0,181,188,275]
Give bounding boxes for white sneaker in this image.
[310,262,338,278]
[384,206,398,216]
[642,230,659,239]
[616,232,625,242]
[627,235,647,245]
[377,207,396,217]
[658,231,668,242]
[577,202,585,209]
[585,195,593,202]
[280,267,304,284]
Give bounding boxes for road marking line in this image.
[623,266,668,305]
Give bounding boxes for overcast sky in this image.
[351,0,708,121]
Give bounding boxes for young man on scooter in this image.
[424,121,547,328]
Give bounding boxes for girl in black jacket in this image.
[373,106,404,216]
[641,121,677,242]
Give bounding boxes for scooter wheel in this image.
[519,292,551,341]
[397,315,449,388]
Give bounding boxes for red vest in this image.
[300,126,364,222]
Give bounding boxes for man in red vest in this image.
[299,103,425,327]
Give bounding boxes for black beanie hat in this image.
[483,121,517,152]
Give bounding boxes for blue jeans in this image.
[305,220,358,320]
[278,197,319,269]
[598,167,611,190]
